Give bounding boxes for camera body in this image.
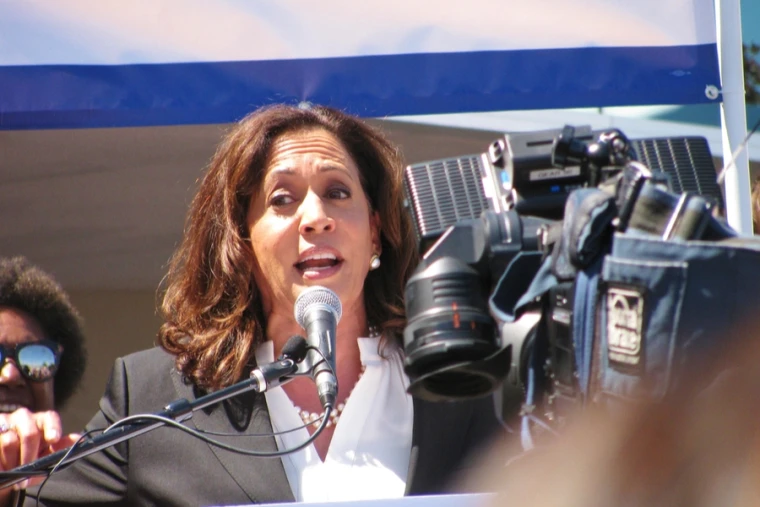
[401,125,728,406]
[402,126,635,402]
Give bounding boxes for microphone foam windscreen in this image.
[280,335,309,362]
[294,286,343,328]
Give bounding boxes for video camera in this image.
[401,124,732,406]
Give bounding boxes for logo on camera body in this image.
[606,286,644,367]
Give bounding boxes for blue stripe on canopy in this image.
[0,44,720,130]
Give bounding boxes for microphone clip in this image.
[250,358,299,392]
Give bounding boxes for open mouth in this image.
[295,252,343,275]
[295,258,343,272]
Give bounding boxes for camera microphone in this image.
[294,286,342,411]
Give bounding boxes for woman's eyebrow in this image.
[318,164,355,180]
[267,164,355,180]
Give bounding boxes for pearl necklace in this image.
[295,364,367,429]
[294,327,379,430]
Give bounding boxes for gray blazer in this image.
[24,347,502,506]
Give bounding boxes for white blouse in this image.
[255,337,414,502]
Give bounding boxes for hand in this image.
[0,408,80,493]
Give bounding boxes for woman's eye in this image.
[270,194,294,207]
[327,187,350,200]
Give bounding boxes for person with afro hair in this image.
[0,256,87,489]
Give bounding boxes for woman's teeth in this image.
[298,258,339,270]
[297,253,339,270]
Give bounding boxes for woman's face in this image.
[247,128,380,320]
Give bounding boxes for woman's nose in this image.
[299,194,335,235]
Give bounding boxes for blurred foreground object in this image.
[464,314,760,507]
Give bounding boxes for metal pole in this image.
[716,0,752,234]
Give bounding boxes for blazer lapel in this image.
[171,371,295,504]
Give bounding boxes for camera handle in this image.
[552,126,635,188]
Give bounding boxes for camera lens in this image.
[403,257,500,400]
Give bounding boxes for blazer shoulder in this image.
[104,346,186,415]
[120,346,176,373]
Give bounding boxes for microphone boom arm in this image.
[0,357,301,490]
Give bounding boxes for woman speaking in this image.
[0,104,503,505]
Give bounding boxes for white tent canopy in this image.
[0,0,750,230]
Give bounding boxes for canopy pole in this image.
[715,0,752,234]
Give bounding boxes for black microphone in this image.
[294,286,342,410]
[250,335,308,392]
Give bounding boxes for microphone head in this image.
[279,335,309,363]
[294,286,342,329]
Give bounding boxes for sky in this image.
[743,0,759,44]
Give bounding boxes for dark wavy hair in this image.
[0,256,87,408]
[159,104,419,391]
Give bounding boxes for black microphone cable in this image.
[22,336,338,499]
[101,405,334,458]
[27,409,335,506]
[193,345,339,438]
[29,428,105,507]
[99,344,340,455]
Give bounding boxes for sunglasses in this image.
[0,340,62,382]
